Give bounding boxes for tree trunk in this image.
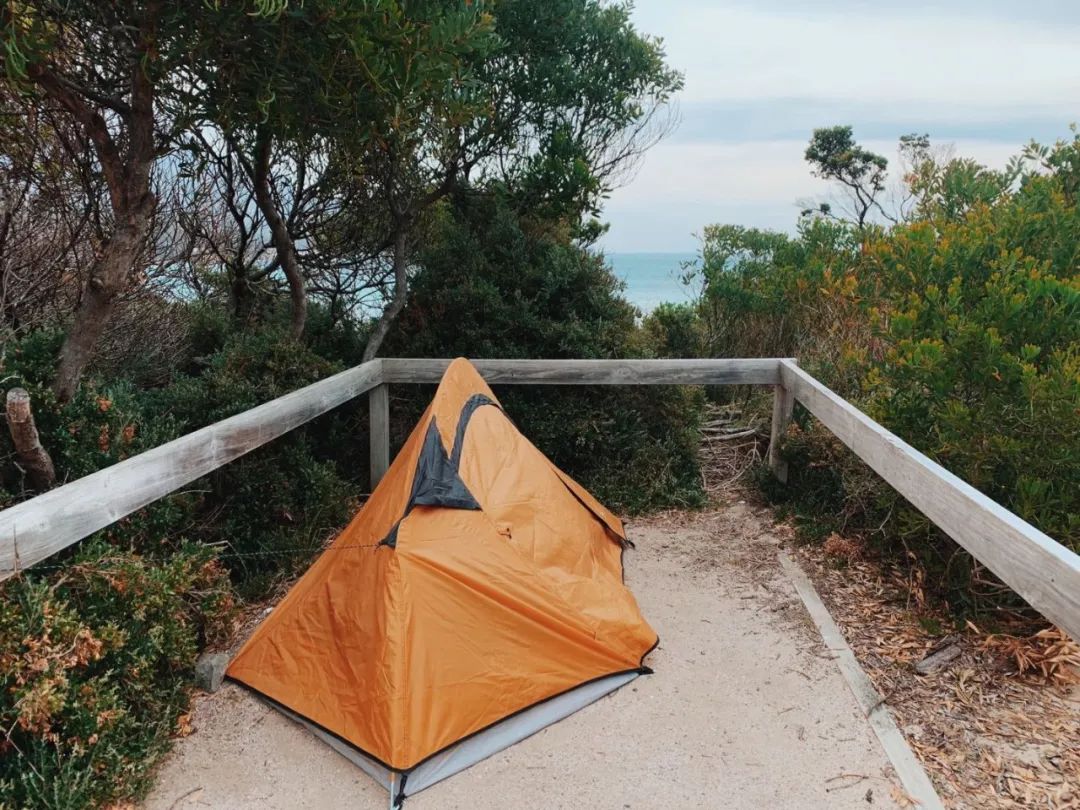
[363,228,409,362]
[229,261,255,324]
[5,387,56,490]
[252,132,306,339]
[36,7,160,402]
[53,207,152,402]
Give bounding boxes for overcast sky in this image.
[600,0,1080,253]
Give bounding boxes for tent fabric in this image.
[273,670,641,799]
[226,357,657,795]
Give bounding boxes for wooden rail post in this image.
[369,383,390,490]
[768,367,796,483]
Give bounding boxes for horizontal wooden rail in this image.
[0,360,383,578]
[380,358,783,386]
[1,354,1076,646]
[780,360,1080,641]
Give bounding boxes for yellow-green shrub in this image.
[0,542,234,808]
[698,134,1080,611]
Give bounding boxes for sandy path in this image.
[144,501,906,809]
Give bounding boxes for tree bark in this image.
[5,388,56,490]
[252,132,306,339]
[53,209,152,401]
[228,261,255,324]
[32,6,160,402]
[362,227,409,362]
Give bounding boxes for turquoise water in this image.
[606,252,697,314]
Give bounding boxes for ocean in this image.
[605,252,698,314]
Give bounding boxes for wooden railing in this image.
[2,358,1078,642]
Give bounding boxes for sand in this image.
[143,501,909,809]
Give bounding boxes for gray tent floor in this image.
[144,501,910,810]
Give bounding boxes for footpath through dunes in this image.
[144,497,917,810]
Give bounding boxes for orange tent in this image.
[227,358,657,805]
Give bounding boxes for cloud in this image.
[598,1,1080,251]
[602,137,1026,252]
[669,100,1073,145]
[640,4,1080,107]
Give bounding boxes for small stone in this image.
[195,652,230,693]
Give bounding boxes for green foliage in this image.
[689,131,1080,613]
[195,0,498,148]
[484,0,683,219]
[141,329,358,597]
[804,125,890,226]
[641,302,703,359]
[862,145,1080,557]
[0,542,234,808]
[0,2,685,807]
[688,219,865,387]
[1,326,360,598]
[385,191,704,512]
[0,331,184,503]
[805,125,888,189]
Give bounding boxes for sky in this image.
[600,0,1080,253]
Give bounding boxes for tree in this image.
[465,0,682,221]
[0,1,208,400]
[804,125,891,229]
[356,0,683,359]
[0,87,101,337]
[383,189,705,512]
[190,1,496,344]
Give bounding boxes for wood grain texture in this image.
[780,360,1080,641]
[380,358,784,386]
[0,360,384,578]
[368,384,390,490]
[5,387,56,490]
[768,380,795,483]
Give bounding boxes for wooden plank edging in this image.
[779,552,945,809]
[780,360,1080,641]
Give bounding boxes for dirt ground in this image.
[791,540,1080,809]
[144,498,915,810]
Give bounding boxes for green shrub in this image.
[143,328,361,597]
[690,133,1080,614]
[864,223,1080,552]
[385,190,705,512]
[641,302,703,359]
[0,542,234,808]
[1,327,363,597]
[0,331,182,485]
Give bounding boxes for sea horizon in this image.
[604,250,698,314]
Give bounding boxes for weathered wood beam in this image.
[780,359,1080,641]
[0,360,384,578]
[380,358,784,386]
[768,363,796,482]
[5,388,56,490]
[369,383,390,490]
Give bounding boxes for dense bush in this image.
[0,330,185,503]
[0,542,234,808]
[688,134,1080,614]
[386,191,705,512]
[1,327,361,597]
[0,326,361,806]
[642,302,703,359]
[151,328,360,596]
